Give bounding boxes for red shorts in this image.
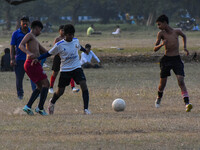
[24,59,47,84]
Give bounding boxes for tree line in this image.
[1,0,200,30]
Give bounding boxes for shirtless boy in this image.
[154,15,192,112]
[19,20,49,115]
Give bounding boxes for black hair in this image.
[59,25,64,30]
[21,16,29,22]
[85,44,91,49]
[31,20,43,29]
[64,24,75,35]
[156,14,169,24]
[4,48,10,53]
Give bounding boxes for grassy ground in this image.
[1,63,200,150]
[0,28,200,149]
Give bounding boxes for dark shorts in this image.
[160,55,185,78]
[24,59,47,84]
[52,54,61,72]
[58,68,86,88]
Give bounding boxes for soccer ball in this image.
[112,98,126,112]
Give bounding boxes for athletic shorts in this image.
[52,54,61,72]
[160,55,185,78]
[58,68,86,88]
[24,59,47,84]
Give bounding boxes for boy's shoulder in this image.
[56,39,65,46]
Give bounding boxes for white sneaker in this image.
[84,109,91,115]
[49,88,54,94]
[155,98,161,108]
[72,87,80,93]
[48,99,55,115]
[185,103,193,112]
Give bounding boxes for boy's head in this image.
[85,44,91,54]
[31,20,43,36]
[64,24,75,42]
[59,25,65,36]
[4,48,10,54]
[156,15,169,30]
[20,16,29,30]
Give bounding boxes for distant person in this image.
[87,24,101,36]
[81,44,101,68]
[10,16,35,100]
[112,25,121,36]
[154,14,192,112]
[49,25,79,94]
[1,48,13,71]
[19,20,49,116]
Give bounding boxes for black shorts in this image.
[52,54,61,72]
[160,55,185,78]
[58,68,86,88]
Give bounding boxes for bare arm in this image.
[177,30,189,56]
[154,32,165,52]
[10,45,16,66]
[19,34,34,58]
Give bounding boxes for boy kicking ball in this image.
[34,24,91,115]
[154,14,192,112]
[19,20,49,115]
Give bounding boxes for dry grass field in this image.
[0,29,200,149]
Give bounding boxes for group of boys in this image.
[10,14,192,116]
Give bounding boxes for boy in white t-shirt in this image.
[80,44,101,68]
[35,24,91,115]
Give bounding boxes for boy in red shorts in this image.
[19,20,49,115]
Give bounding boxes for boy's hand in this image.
[184,48,189,56]
[10,59,16,66]
[28,53,36,59]
[31,59,38,66]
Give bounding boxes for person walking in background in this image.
[10,16,35,100]
[1,48,13,71]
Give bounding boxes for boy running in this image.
[35,24,91,115]
[49,25,79,94]
[154,15,192,112]
[19,20,49,115]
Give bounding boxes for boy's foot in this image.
[48,99,55,115]
[23,105,34,115]
[35,107,48,116]
[72,87,80,93]
[155,98,161,108]
[84,109,91,115]
[185,103,193,112]
[49,88,54,94]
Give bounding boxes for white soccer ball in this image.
[112,98,126,112]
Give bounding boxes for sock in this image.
[158,91,163,99]
[182,91,189,105]
[51,93,60,104]
[27,89,40,108]
[70,78,75,89]
[38,87,48,110]
[82,90,89,109]
[50,76,56,88]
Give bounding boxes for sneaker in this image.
[155,98,161,108]
[35,107,48,116]
[48,99,55,115]
[23,105,34,115]
[49,88,54,94]
[72,87,80,93]
[84,109,91,115]
[186,103,193,112]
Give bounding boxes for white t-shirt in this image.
[48,38,82,72]
[80,50,100,65]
